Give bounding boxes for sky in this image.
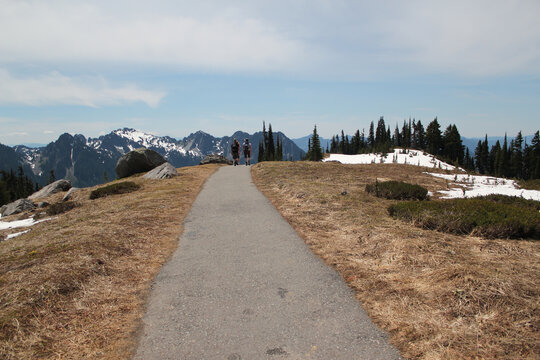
[1,0,539,145]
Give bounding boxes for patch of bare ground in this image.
[0,164,220,359]
[252,161,539,360]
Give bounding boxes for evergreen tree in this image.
[368,121,375,151]
[464,147,475,170]
[275,134,283,161]
[441,124,464,165]
[510,131,524,179]
[528,131,540,179]
[352,130,361,154]
[257,141,264,162]
[375,117,387,149]
[475,140,485,174]
[413,120,426,150]
[490,140,501,176]
[267,124,275,161]
[305,125,323,161]
[393,124,401,147]
[47,170,56,185]
[426,118,442,155]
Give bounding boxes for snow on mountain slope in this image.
[324,149,457,170]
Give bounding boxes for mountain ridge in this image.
[1,128,304,187]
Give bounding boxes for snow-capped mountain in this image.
[1,128,304,187]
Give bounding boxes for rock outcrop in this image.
[143,162,178,180]
[62,187,80,202]
[115,148,166,179]
[1,199,36,217]
[28,180,72,200]
[200,154,233,165]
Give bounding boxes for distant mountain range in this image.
[1,128,304,187]
[291,135,332,152]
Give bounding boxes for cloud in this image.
[0,69,165,107]
[0,1,539,79]
[0,0,308,73]
[378,0,540,76]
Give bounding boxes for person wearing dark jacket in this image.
[243,138,252,166]
[231,139,240,166]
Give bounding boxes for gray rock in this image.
[1,199,36,217]
[200,154,233,165]
[28,179,72,200]
[62,187,80,201]
[143,162,178,180]
[115,148,166,179]
[38,202,50,208]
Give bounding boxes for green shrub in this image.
[89,181,140,200]
[366,180,428,200]
[517,179,540,191]
[388,197,540,239]
[46,201,78,215]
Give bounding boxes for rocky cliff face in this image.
[2,128,304,187]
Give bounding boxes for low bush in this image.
[388,196,540,239]
[46,201,79,215]
[89,181,141,200]
[518,179,540,191]
[366,180,428,200]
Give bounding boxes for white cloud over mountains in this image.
[0,69,165,107]
[1,0,539,78]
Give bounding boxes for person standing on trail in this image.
[243,138,252,166]
[231,139,240,166]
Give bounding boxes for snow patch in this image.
[428,173,540,201]
[0,217,55,231]
[324,149,457,170]
[6,230,30,240]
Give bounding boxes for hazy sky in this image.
[1,0,539,144]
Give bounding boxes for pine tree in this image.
[368,122,375,151]
[275,134,283,161]
[510,131,524,179]
[414,120,426,150]
[306,126,323,161]
[475,140,485,174]
[529,131,540,179]
[426,118,442,155]
[47,170,56,185]
[267,124,275,161]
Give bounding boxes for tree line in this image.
[258,122,284,162]
[0,167,41,206]
[306,117,540,180]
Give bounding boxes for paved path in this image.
[134,166,401,360]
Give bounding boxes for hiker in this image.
[243,138,252,166]
[231,139,240,166]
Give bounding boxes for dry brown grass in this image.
[0,164,220,359]
[252,161,540,360]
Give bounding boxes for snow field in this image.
[323,149,540,201]
[324,149,457,170]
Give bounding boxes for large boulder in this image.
[28,179,72,200]
[200,154,233,165]
[1,199,36,217]
[115,148,166,179]
[62,187,80,202]
[143,162,178,180]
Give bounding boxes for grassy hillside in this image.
[0,165,220,359]
[252,162,539,360]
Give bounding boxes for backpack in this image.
[243,143,250,152]
[231,142,239,152]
